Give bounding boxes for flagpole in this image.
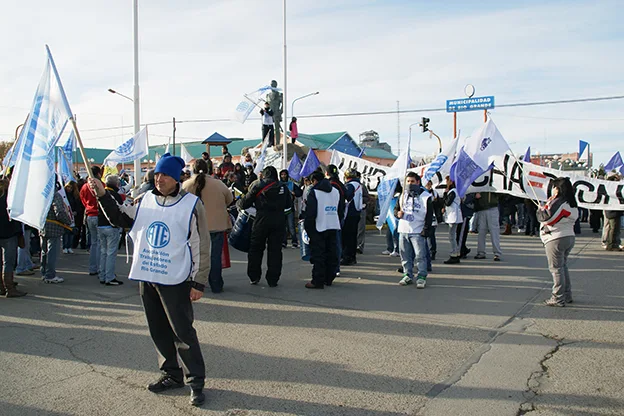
[1,113,30,176]
[69,118,94,180]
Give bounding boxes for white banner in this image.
[330,150,624,210]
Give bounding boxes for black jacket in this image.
[0,192,23,239]
[98,187,124,227]
[303,179,345,232]
[238,178,290,216]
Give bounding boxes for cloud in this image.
[0,0,622,166]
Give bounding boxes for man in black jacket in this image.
[303,171,345,289]
[238,166,291,286]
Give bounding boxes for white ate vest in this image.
[398,191,431,235]
[347,181,363,212]
[314,188,341,232]
[128,192,199,285]
[444,188,463,224]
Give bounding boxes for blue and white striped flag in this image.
[423,138,458,182]
[57,131,75,184]
[234,85,278,124]
[7,46,73,230]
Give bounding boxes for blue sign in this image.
[446,96,495,113]
[146,221,170,248]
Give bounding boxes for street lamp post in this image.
[107,89,133,102]
[132,0,142,188]
[291,91,320,118]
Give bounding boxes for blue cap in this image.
[154,153,185,182]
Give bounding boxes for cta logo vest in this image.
[128,192,199,285]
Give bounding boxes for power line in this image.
[78,94,624,133]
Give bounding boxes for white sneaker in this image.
[381,250,392,255]
[390,251,400,257]
[335,272,340,277]
[68,248,74,254]
[416,278,426,289]
[398,275,413,286]
[62,248,68,254]
[43,276,64,284]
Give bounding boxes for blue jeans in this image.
[385,227,399,252]
[426,226,437,269]
[62,230,74,250]
[283,212,298,245]
[41,236,61,280]
[209,232,225,293]
[86,216,100,274]
[16,228,34,274]
[98,227,121,283]
[399,233,428,280]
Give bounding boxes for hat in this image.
[345,168,358,179]
[154,153,185,182]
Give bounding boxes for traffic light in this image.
[420,117,430,133]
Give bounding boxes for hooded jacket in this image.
[238,178,291,216]
[303,179,346,232]
[536,196,578,245]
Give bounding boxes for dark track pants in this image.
[309,228,338,287]
[248,215,285,285]
[342,215,360,262]
[140,281,205,388]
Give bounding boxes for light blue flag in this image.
[103,127,149,166]
[57,131,75,184]
[424,138,458,182]
[523,146,531,163]
[299,148,321,178]
[7,45,73,230]
[375,177,398,230]
[287,153,303,181]
[604,151,623,171]
[2,133,22,170]
[450,120,511,197]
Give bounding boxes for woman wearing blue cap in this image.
[88,153,211,407]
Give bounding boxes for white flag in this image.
[7,46,74,230]
[103,126,149,166]
[181,144,193,164]
[233,85,275,124]
[254,134,271,175]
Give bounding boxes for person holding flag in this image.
[279,169,303,249]
[395,172,434,289]
[88,153,211,406]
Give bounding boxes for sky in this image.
[0,0,623,165]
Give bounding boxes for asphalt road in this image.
[1,224,623,415]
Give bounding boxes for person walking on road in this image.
[395,172,433,289]
[238,166,290,287]
[89,153,211,406]
[41,180,73,284]
[356,171,370,254]
[80,165,103,276]
[341,168,363,266]
[97,175,124,286]
[303,171,345,289]
[0,174,27,297]
[537,177,579,307]
[473,191,503,261]
[183,158,233,293]
[442,178,463,264]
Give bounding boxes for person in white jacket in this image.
[536,177,579,307]
[442,178,463,264]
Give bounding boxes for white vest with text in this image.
[128,192,199,285]
[444,188,463,224]
[315,188,341,232]
[348,182,363,212]
[398,191,431,235]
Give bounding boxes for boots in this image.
[503,224,512,235]
[444,256,461,264]
[3,272,27,298]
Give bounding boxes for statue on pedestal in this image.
[267,80,283,146]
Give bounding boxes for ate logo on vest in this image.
[146,221,170,248]
[325,206,337,212]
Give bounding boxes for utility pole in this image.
[396,100,400,154]
[172,117,176,156]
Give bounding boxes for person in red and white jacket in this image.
[536,177,579,307]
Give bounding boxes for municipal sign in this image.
[446,96,495,113]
